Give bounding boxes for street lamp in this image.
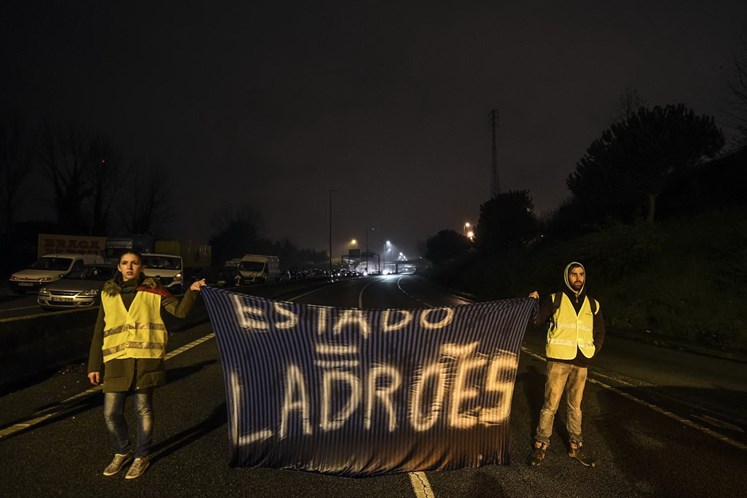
[365,227,374,273]
[384,240,391,274]
[464,221,475,241]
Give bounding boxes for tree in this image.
[38,122,121,234]
[0,113,33,233]
[611,87,648,123]
[475,189,538,252]
[424,229,471,265]
[208,203,264,265]
[725,37,747,147]
[87,137,121,235]
[119,161,172,235]
[39,123,94,233]
[568,104,724,224]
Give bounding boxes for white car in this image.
[9,253,105,294]
[37,264,117,310]
[141,253,184,293]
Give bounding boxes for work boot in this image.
[569,441,596,467]
[102,452,132,476]
[529,440,548,467]
[125,457,150,479]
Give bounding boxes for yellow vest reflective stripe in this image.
[546,293,597,360]
[101,291,167,363]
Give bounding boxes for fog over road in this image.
[1,275,745,497]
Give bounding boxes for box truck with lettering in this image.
[238,254,280,284]
[37,233,107,258]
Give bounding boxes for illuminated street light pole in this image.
[384,240,391,274]
[365,227,374,273]
[326,189,339,275]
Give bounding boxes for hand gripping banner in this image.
[201,287,537,476]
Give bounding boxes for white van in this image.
[9,253,105,294]
[238,254,280,284]
[141,253,184,293]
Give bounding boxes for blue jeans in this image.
[103,389,154,458]
[535,360,587,446]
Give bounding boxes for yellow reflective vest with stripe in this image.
[101,291,168,363]
[546,292,599,360]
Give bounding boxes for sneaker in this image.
[103,452,132,476]
[529,440,548,467]
[569,441,596,467]
[124,457,150,480]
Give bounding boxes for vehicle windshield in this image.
[30,257,73,271]
[142,255,182,270]
[238,261,264,272]
[64,265,115,281]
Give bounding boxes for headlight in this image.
[39,277,52,282]
[38,287,50,296]
[10,275,20,281]
[174,273,183,283]
[81,289,99,297]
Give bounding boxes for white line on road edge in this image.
[0,304,44,313]
[358,279,378,309]
[0,333,216,440]
[521,347,747,451]
[294,279,436,497]
[408,471,435,498]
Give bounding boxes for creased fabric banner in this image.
[201,286,537,477]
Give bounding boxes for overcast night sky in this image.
[2,1,746,259]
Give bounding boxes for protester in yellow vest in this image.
[527,261,605,468]
[87,250,206,479]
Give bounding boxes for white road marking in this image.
[0,306,95,323]
[302,278,437,497]
[285,283,334,301]
[521,347,747,451]
[357,278,378,309]
[0,332,216,440]
[0,304,44,313]
[408,471,435,498]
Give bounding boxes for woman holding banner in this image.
[87,250,205,479]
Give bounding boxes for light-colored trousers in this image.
[535,360,587,445]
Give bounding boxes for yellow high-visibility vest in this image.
[101,291,167,363]
[546,292,599,360]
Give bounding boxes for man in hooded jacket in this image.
[528,261,605,467]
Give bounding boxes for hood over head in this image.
[563,261,586,296]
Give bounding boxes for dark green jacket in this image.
[87,277,198,392]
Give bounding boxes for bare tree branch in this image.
[0,114,34,233]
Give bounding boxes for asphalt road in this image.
[0,275,745,497]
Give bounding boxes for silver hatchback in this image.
[37,264,117,310]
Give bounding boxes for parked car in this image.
[37,264,117,310]
[141,253,184,293]
[9,253,105,294]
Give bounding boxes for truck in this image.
[104,235,156,262]
[237,254,280,284]
[37,233,106,258]
[154,240,211,270]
